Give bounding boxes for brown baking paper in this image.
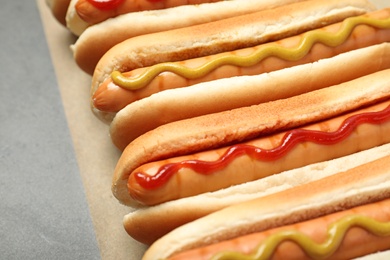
[36,0,389,259]
[36,0,147,259]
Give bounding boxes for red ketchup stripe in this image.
[134,104,390,189]
[86,0,125,11]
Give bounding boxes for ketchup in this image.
[134,105,390,190]
[87,0,125,11]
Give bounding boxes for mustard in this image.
[111,16,390,90]
[209,215,390,260]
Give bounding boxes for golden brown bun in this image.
[112,69,390,206]
[143,151,390,259]
[46,0,71,26]
[84,0,375,75]
[109,43,390,150]
[123,143,390,245]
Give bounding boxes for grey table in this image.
[0,1,101,259]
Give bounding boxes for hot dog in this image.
[109,42,390,149]
[142,153,390,259]
[92,8,390,124]
[128,99,390,206]
[77,0,374,74]
[45,0,72,26]
[112,68,390,208]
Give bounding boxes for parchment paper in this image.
[37,0,147,259]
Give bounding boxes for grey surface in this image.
[0,1,101,259]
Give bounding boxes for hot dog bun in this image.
[123,142,390,245]
[92,9,390,124]
[81,0,374,75]
[112,68,390,207]
[109,42,390,149]
[142,152,390,259]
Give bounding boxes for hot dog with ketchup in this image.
[127,99,390,206]
[142,153,390,259]
[76,0,373,74]
[92,8,390,124]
